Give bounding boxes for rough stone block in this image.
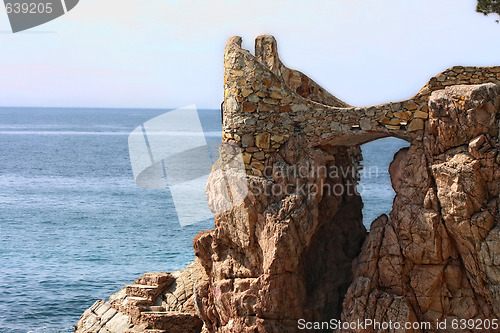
[408,118,424,132]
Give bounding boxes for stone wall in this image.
[223,35,500,176]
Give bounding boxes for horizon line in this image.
[0,105,221,110]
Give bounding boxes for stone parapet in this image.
[223,35,500,176]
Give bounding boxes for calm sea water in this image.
[360,137,410,224]
[0,108,408,332]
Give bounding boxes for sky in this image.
[0,0,499,109]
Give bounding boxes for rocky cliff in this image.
[341,84,500,332]
[76,36,499,333]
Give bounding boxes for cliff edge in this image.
[76,36,500,333]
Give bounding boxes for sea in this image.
[0,107,409,332]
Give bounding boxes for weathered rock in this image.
[341,84,500,332]
[75,260,208,333]
[194,137,367,332]
[76,36,500,333]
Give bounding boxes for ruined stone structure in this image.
[76,36,500,333]
[222,35,500,175]
[76,260,207,332]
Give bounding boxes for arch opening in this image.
[358,137,410,229]
[314,131,410,148]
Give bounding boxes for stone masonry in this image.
[223,35,500,176]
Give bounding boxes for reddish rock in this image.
[241,101,257,113]
[76,34,500,333]
[76,84,500,332]
[341,84,500,332]
[194,137,367,332]
[75,260,207,333]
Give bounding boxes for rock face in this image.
[194,138,367,332]
[341,84,500,332]
[76,36,500,333]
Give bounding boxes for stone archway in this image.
[194,36,500,332]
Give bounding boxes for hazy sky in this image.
[0,0,499,109]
